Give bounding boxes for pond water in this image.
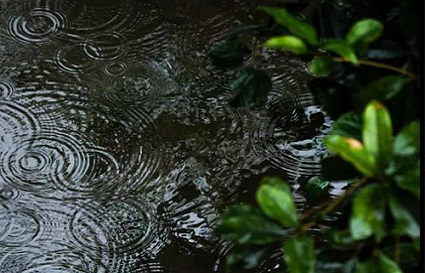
[0,1,331,272]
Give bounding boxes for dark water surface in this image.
[0,1,331,272]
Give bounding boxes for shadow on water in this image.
[0,0,331,272]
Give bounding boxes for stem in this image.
[332,57,417,80]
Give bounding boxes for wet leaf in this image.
[356,76,410,108]
[346,19,383,48]
[226,244,275,269]
[354,254,402,273]
[393,160,420,198]
[229,68,272,107]
[226,24,268,39]
[308,56,334,77]
[393,121,419,157]
[305,176,330,202]
[330,112,362,140]
[217,204,287,245]
[323,229,357,250]
[363,101,393,169]
[350,184,387,241]
[259,7,318,45]
[388,197,419,238]
[320,39,358,64]
[283,235,316,273]
[265,35,308,54]
[324,135,377,177]
[208,39,251,68]
[256,177,298,227]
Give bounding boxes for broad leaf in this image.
[330,112,362,140]
[388,197,420,238]
[256,177,298,227]
[320,39,358,64]
[363,101,393,169]
[393,121,419,157]
[350,184,387,241]
[283,235,316,273]
[356,76,410,108]
[308,56,334,77]
[265,35,308,54]
[393,160,420,198]
[346,19,383,48]
[259,7,318,45]
[324,135,377,177]
[305,176,330,203]
[226,244,275,269]
[217,204,287,245]
[354,254,402,273]
[208,39,251,68]
[229,68,272,107]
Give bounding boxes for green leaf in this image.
[388,197,420,238]
[225,24,267,39]
[354,254,402,273]
[330,112,363,140]
[394,121,419,157]
[356,76,410,109]
[324,135,377,177]
[226,244,274,269]
[256,177,298,227]
[229,68,272,107]
[308,56,335,77]
[363,101,393,169]
[259,7,318,45]
[346,19,383,48]
[320,39,358,64]
[283,235,316,273]
[350,184,387,241]
[393,160,420,198]
[208,39,251,68]
[305,176,330,202]
[217,204,287,245]
[265,35,308,54]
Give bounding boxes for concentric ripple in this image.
[54,42,98,75]
[6,7,67,45]
[0,204,42,247]
[84,32,128,61]
[0,78,16,99]
[69,196,168,256]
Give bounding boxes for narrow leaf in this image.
[346,19,383,47]
[320,39,358,64]
[256,177,298,227]
[259,7,318,45]
[308,56,334,77]
[350,184,387,241]
[265,35,308,54]
[363,101,393,168]
[324,135,377,177]
[283,235,316,273]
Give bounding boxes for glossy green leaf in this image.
[265,35,308,54]
[346,19,383,47]
[256,177,298,227]
[363,101,393,168]
[226,244,274,269]
[330,112,363,140]
[354,254,402,273]
[208,39,251,68]
[350,184,387,241]
[308,56,334,77]
[259,7,318,45]
[229,68,272,107]
[283,235,316,273]
[324,135,377,177]
[388,197,420,238]
[394,121,419,157]
[394,160,420,198]
[320,39,358,64]
[305,176,330,202]
[217,204,287,245]
[356,76,410,108]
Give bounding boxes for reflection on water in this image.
[0,0,330,272]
